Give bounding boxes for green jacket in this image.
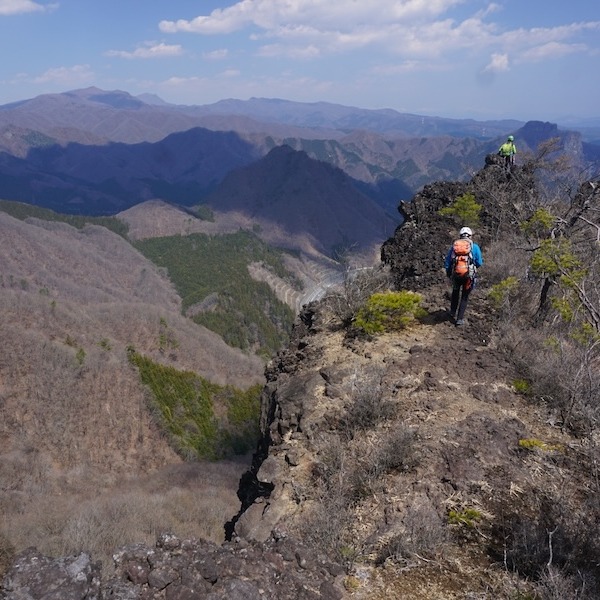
[498,141,516,157]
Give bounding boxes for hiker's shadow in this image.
[421,309,453,326]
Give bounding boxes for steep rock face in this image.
[381,180,468,289]
[380,154,538,291]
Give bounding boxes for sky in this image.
[0,0,598,122]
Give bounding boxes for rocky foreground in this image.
[1,532,345,600]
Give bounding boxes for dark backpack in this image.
[451,238,475,279]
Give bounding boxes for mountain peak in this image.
[65,87,146,109]
[204,145,399,258]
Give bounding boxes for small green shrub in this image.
[488,276,520,310]
[75,348,86,366]
[354,291,425,334]
[518,438,562,453]
[569,323,600,347]
[448,508,482,528]
[343,576,361,592]
[98,338,112,351]
[512,378,532,396]
[530,239,583,280]
[438,192,482,226]
[520,208,555,239]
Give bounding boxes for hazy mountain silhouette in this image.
[184,96,525,138]
[0,127,260,214]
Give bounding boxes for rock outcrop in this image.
[227,160,600,597]
[1,533,346,599]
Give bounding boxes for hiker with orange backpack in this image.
[444,226,483,326]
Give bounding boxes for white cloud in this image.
[157,1,499,61]
[33,64,94,85]
[373,60,445,75]
[202,49,229,60]
[502,21,600,46]
[158,1,600,77]
[0,0,49,15]
[519,42,585,63]
[482,52,509,73]
[220,68,241,78]
[106,42,183,60]
[257,42,321,59]
[159,0,466,35]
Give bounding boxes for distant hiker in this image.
[498,135,516,169]
[444,226,483,326]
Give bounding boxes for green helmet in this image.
[507,135,514,141]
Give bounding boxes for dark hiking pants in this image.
[451,276,473,321]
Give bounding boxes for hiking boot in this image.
[446,309,456,322]
[455,319,464,326]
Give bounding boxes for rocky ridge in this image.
[1,533,346,600]
[229,157,600,597]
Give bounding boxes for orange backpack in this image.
[452,238,475,278]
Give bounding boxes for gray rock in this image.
[1,548,101,600]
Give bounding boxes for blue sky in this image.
[1,0,598,122]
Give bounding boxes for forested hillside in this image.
[134,230,296,357]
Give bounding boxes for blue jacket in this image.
[444,240,483,273]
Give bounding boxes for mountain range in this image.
[1,87,598,225]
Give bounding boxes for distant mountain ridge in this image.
[4,126,260,214]
[0,86,597,228]
[185,96,524,138]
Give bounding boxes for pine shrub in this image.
[354,290,425,334]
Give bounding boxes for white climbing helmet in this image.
[459,226,473,238]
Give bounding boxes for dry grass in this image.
[0,460,249,578]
